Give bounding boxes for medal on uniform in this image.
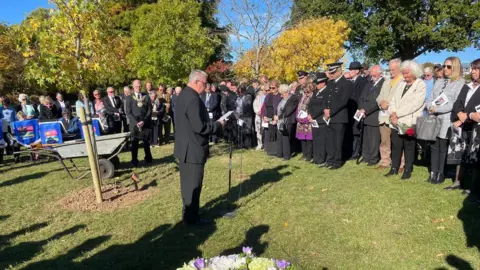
[137,101,143,107]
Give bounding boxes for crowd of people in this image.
[1,57,480,200]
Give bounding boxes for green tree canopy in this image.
[127,0,219,84]
[291,0,480,62]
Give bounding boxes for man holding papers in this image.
[307,72,329,166]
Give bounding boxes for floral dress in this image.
[295,94,312,140]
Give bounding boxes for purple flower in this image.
[193,258,206,269]
[275,259,290,269]
[242,246,253,255]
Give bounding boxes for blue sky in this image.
[1,0,478,65]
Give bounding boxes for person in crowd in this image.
[276,84,299,160]
[261,79,282,156]
[358,65,385,166]
[37,95,45,113]
[93,89,105,115]
[235,84,254,148]
[323,62,352,169]
[289,81,299,95]
[174,70,224,226]
[172,86,182,132]
[434,64,444,80]
[446,58,480,192]
[385,60,426,179]
[362,64,371,79]
[59,109,81,139]
[308,72,329,166]
[343,71,352,80]
[103,87,123,134]
[424,67,435,100]
[54,92,71,118]
[15,94,38,119]
[120,86,131,133]
[427,57,465,184]
[149,90,165,147]
[295,71,308,96]
[0,96,4,109]
[201,82,221,144]
[39,96,60,122]
[75,92,94,115]
[126,79,153,167]
[296,82,314,162]
[260,75,269,89]
[158,83,166,96]
[146,81,154,93]
[346,61,369,160]
[16,111,26,121]
[1,98,16,123]
[376,58,405,170]
[253,83,267,150]
[211,83,217,93]
[159,86,172,144]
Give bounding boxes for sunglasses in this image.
[270,87,277,89]
[107,91,114,94]
[442,65,452,69]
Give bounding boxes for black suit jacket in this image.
[125,93,152,132]
[174,86,222,164]
[308,87,329,124]
[358,78,385,126]
[103,96,123,115]
[200,92,221,119]
[452,84,480,131]
[326,76,353,124]
[54,100,71,117]
[279,96,299,124]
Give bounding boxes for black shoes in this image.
[426,172,437,183]
[329,165,341,170]
[384,168,398,177]
[400,170,412,180]
[433,173,445,184]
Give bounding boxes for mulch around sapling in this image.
[57,182,156,212]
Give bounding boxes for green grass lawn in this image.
[0,143,479,269]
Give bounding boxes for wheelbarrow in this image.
[14,132,130,180]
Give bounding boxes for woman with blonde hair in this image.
[427,57,465,184]
[253,83,268,150]
[261,79,282,156]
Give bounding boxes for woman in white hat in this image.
[15,94,38,119]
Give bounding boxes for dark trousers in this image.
[131,138,152,165]
[301,140,313,161]
[312,125,327,164]
[352,135,361,158]
[391,129,416,170]
[326,123,346,166]
[108,120,122,134]
[151,119,160,145]
[162,119,171,144]
[362,125,380,164]
[276,125,294,160]
[179,161,205,224]
[430,137,449,173]
[122,115,128,133]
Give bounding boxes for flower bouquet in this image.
[389,121,415,137]
[177,247,295,270]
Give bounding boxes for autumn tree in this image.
[219,0,291,79]
[205,60,233,82]
[291,0,480,62]
[127,0,219,84]
[269,18,349,81]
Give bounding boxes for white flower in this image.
[208,255,246,270]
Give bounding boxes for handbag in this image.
[416,115,441,141]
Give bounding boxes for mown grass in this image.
[0,143,479,269]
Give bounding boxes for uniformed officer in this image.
[324,62,353,169]
[295,70,308,96]
[307,72,329,166]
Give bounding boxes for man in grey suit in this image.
[174,70,225,225]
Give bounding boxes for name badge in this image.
[208,112,213,119]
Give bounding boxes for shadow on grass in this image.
[435,254,475,270]
[18,165,289,269]
[0,224,86,269]
[0,222,49,248]
[0,171,50,188]
[0,215,9,222]
[221,225,270,256]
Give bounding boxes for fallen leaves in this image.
[342,219,352,223]
[436,252,445,257]
[322,188,328,192]
[431,218,445,223]
[436,226,446,230]
[284,221,289,228]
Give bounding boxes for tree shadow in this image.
[0,224,86,269]
[0,171,50,188]
[457,193,480,253]
[221,225,269,256]
[0,222,49,248]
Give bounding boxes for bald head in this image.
[133,79,141,93]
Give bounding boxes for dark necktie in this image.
[402,84,411,98]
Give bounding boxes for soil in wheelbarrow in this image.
[57,182,156,212]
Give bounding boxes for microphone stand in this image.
[222,117,238,219]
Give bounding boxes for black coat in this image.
[39,104,59,122]
[279,96,299,124]
[200,92,221,119]
[326,76,353,124]
[237,94,254,134]
[54,100,71,118]
[15,103,39,119]
[452,84,480,131]
[308,87,329,124]
[220,90,237,114]
[125,93,152,139]
[174,86,222,164]
[358,78,385,126]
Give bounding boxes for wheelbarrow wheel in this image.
[110,155,120,169]
[98,158,115,179]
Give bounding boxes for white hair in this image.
[369,65,383,74]
[389,58,402,65]
[289,81,298,89]
[424,66,433,73]
[123,86,131,91]
[188,69,207,83]
[278,84,290,94]
[401,60,423,79]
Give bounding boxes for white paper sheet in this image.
[218,111,233,122]
[311,120,319,128]
[353,110,365,122]
[297,110,308,119]
[431,93,449,107]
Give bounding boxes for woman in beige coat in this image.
[385,60,426,180]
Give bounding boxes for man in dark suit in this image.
[201,84,221,143]
[307,72,329,166]
[346,61,368,160]
[126,80,153,167]
[174,70,224,225]
[103,87,123,134]
[324,62,353,169]
[119,86,131,133]
[54,93,71,118]
[358,65,385,166]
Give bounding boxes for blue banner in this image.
[11,119,39,145]
[39,122,63,145]
[80,118,101,139]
